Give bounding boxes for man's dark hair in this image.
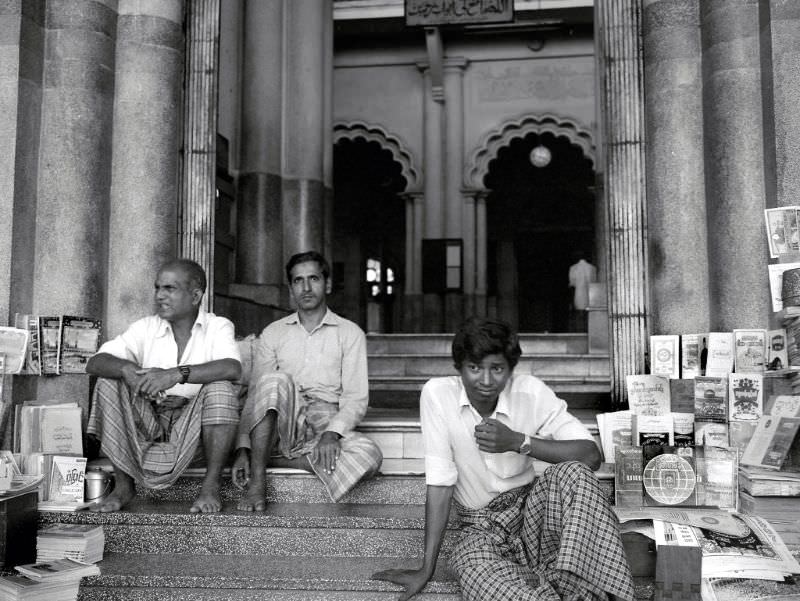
[452,316,522,370]
[160,258,207,293]
[285,251,331,282]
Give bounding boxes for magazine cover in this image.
[39,316,62,375]
[59,316,102,374]
[766,329,788,371]
[681,334,703,379]
[625,374,671,415]
[14,313,41,375]
[694,376,728,422]
[650,335,680,379]
[764,206,800,258]
[46,455,86,504]
[728,374,762,422]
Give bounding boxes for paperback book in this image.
[695,446,738,511]
[650,335,680,379]
[695,421,729,447]
[672,412,695,447]
[706,332,734,377]
[681,334,703,379]
[59,316,101,374]
[694,376,728,422]
[642,445,698,507]
[625,374,671,415]
[0,326,29,374]
[633,414,673,446]
[768,262,800,313]
[740,416,800,470]
[614,446,643,507]
[39,316,62,375]
[13,313,41,375]
[728,373,763,422]
[595,410,632,463]
[733,329,767,373]
[44,455,87,506]
[766,329,788,371]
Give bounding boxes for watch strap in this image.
[178,365,191,384]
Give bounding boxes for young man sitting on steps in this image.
[374,317,634,601]
[86,259,242,513]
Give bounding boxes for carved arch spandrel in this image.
[333,121,421,192]
[466,114,596,189]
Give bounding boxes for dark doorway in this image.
[332,137,406,331]
[485,131,595,332]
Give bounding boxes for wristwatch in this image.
[178,365,191,384]
[518,434,532,456]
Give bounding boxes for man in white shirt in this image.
[374,317,633,601]
[87,259,242,513]
[568,250,597,331]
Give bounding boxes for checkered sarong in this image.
[87,378,239,489]
[451,461,635,601]
[239,371,382,501]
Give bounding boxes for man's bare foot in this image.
[237,474,266,511]
[189,482,222,513]
[89,481,136,513]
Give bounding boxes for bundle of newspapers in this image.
[0,558,100,600]
[36,523,104,564]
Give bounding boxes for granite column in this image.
[643,0,710,335]
[108,0,184,336]
[702,0,771,329]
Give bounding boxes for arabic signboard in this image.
[405,0,514,27]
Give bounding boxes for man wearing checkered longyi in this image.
[374,317,634,601]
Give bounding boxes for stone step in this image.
[76,553,460,600]
[367,354,610,378]
[367,333,589,355]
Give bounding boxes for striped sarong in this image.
[87,378,239,489]
[239,371,382,501]
[450,461,635,601]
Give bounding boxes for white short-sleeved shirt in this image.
[421,373,594,509]
[96,311,241,399]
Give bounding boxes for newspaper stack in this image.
[0,558,100,600]
[36,523,105,564]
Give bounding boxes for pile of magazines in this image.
[0,558,100,600]
[36,524,104,564]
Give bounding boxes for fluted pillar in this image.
[281,0,333,259]
[108,0,184,336]
[597,0,649,406]
[237,0,283,286]
[180,0,220,309]
[34,0,116,318]
[643,0,709,335]
[418,63,445,239]
[760,1,800,208]
[702,0,771,329]
[402,192,424,331]
[444,59,468,238]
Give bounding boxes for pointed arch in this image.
[333,121,420,191]
[465,114,596,189]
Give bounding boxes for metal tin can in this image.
[84,466,114,503]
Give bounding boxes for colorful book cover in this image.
[59,316,101,374]
[733,329,766,373]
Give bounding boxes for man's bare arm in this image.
[87,353,140,386]
[475,418,602,470]
[372,484,454,600]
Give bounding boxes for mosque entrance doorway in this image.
[484,131,596,333]
[332,137,407,332]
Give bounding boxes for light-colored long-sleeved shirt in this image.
[250,308,369,436]
[421,373,594,509]
[95,311,241,400]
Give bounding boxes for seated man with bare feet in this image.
[233,251,382,510]
[86,259,241,513]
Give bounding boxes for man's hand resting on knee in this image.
[312,431,341,475]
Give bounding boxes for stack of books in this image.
[36,524,104,564]
[0,558,100,600]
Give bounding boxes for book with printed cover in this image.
[695,421,729,447]
[614,446,643,507]
[740,415,800,470]
[642,445,698,507]
[625,374,671,415]
[733,329,766,373]
[706,332,734,377]
[728,373,762,422]
[59,316,101,374]
[681,334,703,379]
[729,421,758,458]
[0,326,29,374]
[596,410,632,463]
[39,316,62,375]
[694,376,728,422]
[768,262,800,312]
[672,412,695,447]
[633,414,673,446]
[765,394,800,418]
[45,455,86,505]
[13,313,41,375]
[650,335,680,379]
[695,446,738,510]
[766,329,789,371]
